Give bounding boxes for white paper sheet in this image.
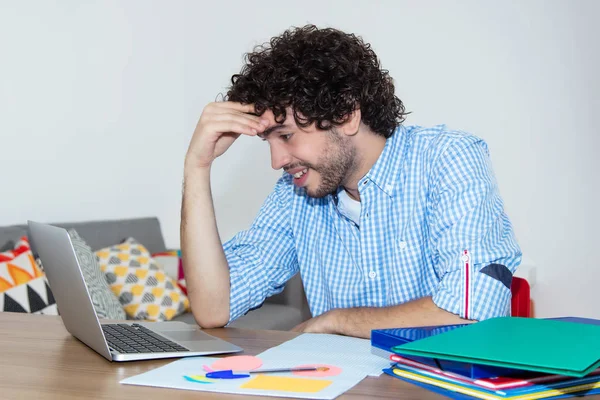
[121,333,391,399]
[256,333,389,377]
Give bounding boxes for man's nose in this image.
[270,143,292,170]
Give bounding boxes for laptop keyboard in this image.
[102,323,190,354]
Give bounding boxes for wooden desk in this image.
[0,312,444,399]
[4,313,598,400]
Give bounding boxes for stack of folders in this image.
[372,317,600,399]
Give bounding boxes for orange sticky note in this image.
[240,375,332,393]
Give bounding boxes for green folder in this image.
[391,317,600,378]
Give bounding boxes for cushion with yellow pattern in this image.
[95,238,190,321]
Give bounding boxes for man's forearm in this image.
[180,165,231,328]
[330,297,474,338]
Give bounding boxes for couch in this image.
[0,217,312,330]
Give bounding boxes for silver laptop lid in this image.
[27,221,113,360]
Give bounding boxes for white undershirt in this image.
[337,189,362,227]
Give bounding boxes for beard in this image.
[289,132,358,199]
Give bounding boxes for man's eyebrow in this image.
[258,124,288,139]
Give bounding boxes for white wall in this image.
[1,0,598,319]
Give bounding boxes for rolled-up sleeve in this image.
[429,136,522,321]
[223,175,299,323]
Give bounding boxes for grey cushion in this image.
[228,303,304,330]
[172,303,304,331]
[68,229,126,320]
[0,227,26,249]
[0,240,15,252]
[267,274,312,321]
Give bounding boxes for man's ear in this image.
[338,108,361,137]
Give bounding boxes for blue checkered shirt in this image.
[224,125,522,323]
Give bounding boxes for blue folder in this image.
[371,317,600,379]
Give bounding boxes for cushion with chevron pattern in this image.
[0,236,58,315]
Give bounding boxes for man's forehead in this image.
[255,107,312,139]
[258,123,290,139]
[259,106,301,122]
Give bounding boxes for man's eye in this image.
[281,134,293,141]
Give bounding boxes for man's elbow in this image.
[191,309,229,329]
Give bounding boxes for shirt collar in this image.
[358,125,407,197]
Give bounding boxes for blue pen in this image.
[206,366,326,379]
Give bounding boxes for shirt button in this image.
[399,241,407,250]
[368,271,377,279]
[462,254,470,262]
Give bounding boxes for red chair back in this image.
[511,276,531,317]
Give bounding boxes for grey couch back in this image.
[0,217,167,253]
[1,216,311,320]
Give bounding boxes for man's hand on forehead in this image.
[185,101,271,168]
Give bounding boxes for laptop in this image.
[27,220,242,362]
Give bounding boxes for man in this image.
[181,25,521,339]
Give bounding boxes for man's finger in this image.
[208,113,265,131]
[213,101,256,114]
[216,111,268,129]
[208,121,260,137]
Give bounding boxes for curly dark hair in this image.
[226,25,407,138]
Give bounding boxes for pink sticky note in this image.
[292,364,342,377]
[210,355,263,372]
